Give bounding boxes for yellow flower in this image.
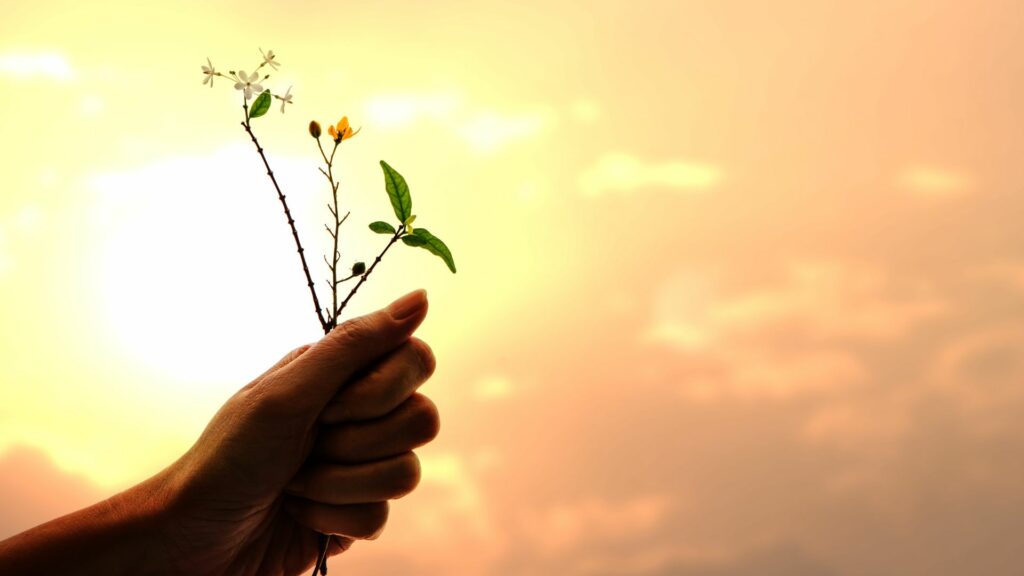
[327,116,361,143]
[404,214,416,234]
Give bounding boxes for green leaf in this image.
[380,160,412,222]
[369,221,396,235]
[248,90,272,119]
[401,234,428,247]
[405,228,456,273]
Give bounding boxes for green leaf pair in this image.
[368,161,456,274]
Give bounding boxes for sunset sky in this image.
[2,1,1024,574]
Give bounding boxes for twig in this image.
[316,138,347,330]
[335,225,405,319]
[240,100,328,332]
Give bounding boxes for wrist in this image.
[0,459,189,575]
[106,462,191,573]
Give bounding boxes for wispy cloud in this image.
[362,91,552,153]
[0,52,75,82]
[899,166,971,197]
[458,110,552,153]
[474,374,514,400]
[364,91,463,128]
[580,153,721,196]
[645,262,944,400]
[521,494,671,554]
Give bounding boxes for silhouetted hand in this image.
[0,289,440,576]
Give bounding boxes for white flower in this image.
[201,57,216,87]
[275,85,293,113]
[260,47,280,70]
[233,70,263,101]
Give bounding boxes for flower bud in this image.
[309,120,322,138]
[351,262,366,275]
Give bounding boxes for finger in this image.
[261,289,429,415]
[286,452,421,505]
[319,338,436,424]
[285,499,389,540]
[315,393,440,463]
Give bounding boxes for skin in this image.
[0,289,440,575]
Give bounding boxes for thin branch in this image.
[334,271,359,285]
[335,225,405,319]
[312,533,330,576]
[240,100,328,332]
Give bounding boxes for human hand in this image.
[156,289,439,575]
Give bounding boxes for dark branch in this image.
[240,102,328,332]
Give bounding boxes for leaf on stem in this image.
[380,160,412,222]
[401,235,427,247]
[249,90,272,119]
[402,228,456,273]
[369,221,396,234]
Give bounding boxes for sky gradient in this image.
[2,1,1023,574]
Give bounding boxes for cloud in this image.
[458,110,552,153]
[363,92,463,128]
[473,375,514,400]
[0,52,75,82]
[0,445,105,540]
[644,262,944,400]
[362,91,552,153]
[899,166,971,197]
[520,494,671,555]
[580,153,721,196]
[647,262,945,352]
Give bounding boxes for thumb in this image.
[265,289,429,415]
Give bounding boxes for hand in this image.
[159,289,439,575]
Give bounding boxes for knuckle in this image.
[356,501,390,540]
[408,338,437,379]
[388,452,422,498]
[334,315,376,344]
[289,344,313,360]
[407,394,441,445]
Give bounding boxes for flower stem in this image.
[316,138,345,330]
[240,100,329,332]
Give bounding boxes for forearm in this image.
[0,469,178,575]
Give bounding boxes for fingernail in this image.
[388,289,427,321]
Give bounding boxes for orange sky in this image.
[2,1,1024,574]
